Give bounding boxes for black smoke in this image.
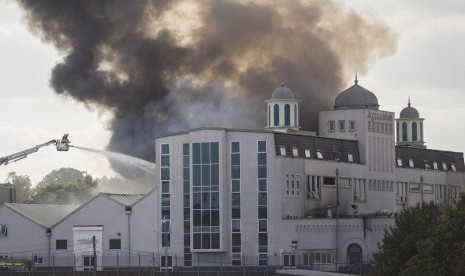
[16,0,396,170]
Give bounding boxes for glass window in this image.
[259,219,267,232]
[193,143,200,164]
[451,163,457,172]
[279,146,286,156]
[161,144,169,155]
[409,159,414,168]
[274,104,279,126]
[348,153,353,162]
[161,155,170,168]
[316,151,323,159]
[412,122,417,141]
[292,147,298,157]
[258,166,267,178]
[349,120,356,132]
[259,233,268,246]
[433,161,438,170]
[402,122,408,141]
[258,152,267,165]
[258,192,267,206]
[258,141,267,152]
[231,142,240,153]
[232,180,240,192]
[397,158,403,167]
[304,149,311,158]
[231,154,240,166]
[338,120,345,132]
[232,219,240,232]
[328,121,335,132]
[285,104,291,126]
[56,239,67,250]
[211,142,219,163]
[258,206,267,219]
[323,177,335,186]
[442,162,448,170]
[258,179,267,191]
[162,181,170,193]
[109,239,121,249]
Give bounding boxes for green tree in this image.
[373,201,441,276]
[30,167,98,204]
[404,194,465,275]
[3,172,32,203]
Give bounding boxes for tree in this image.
[373,201,441,276]
[30,167,98,204]
[3,172,32,203]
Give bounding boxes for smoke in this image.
[16,0,396,170]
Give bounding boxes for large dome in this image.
[334,80,379,110]
[400,101,420,118]
[271,82,294,100]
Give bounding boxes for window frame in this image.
[109,238,122,250]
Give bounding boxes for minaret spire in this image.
[354,73,358,84]
[408,96,411,107]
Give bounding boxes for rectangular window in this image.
[307,175,321,200]
[338,120,345,132]
[423,184,434,193]
[33,255,43,264]
[292,147,298,157]
[349,120,356,132]
[347,153,353,162]
[409,159,414,168]
[316,151,323,159]
[339,177,351,188]
[323,177,335,186]
[451,163,457,172]
[397,158,403,167]
[56,239,67,250]
[424,161,430,169]
[442,162,448,171]
[0,225,7,237]
[279,146,286,156]
[433,161,438,170]
[109,239,121,249]
[304,149,311,158]
[410,183,420,192]
[328,121,335,132]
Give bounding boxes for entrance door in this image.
[347,243,362,264]
[83,256,94,271]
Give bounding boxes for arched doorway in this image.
[347,243,362,264]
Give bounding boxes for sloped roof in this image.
[4,203,78,228]
[101,193,146,207]
[274,132,361,163]
[396,146,464,171]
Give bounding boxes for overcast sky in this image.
[1,1,465,185]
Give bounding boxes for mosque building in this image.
[0,79,463,273]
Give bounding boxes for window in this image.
[285,104,291,126]
[409,159,414,168]
[292,147,298,157]
[109,238,121,249]
[433,161,438,170]
[33,255,43,264]
[423,184,433,193]
[349,120,356,132]
[56,239,67,250]
[285,174,300,197]
[279,146,286,156]
[283,254,296,269]
[328,121,335,132]
[316,151,323,159]
[274,104,279,126]
[304,149,311,158]
[307,175,321,200]
[323,177,336,186]
[347,153,353,162]
[0,225,7,237]
[442,162,448,171]
[410,183,420,192]
[412,122,417,141]
[424,161,430,170]
[402,122,408,141]
[338,120,345,132]
[451,163,457,172]
[302,251,336,267]
[161,255,173,270]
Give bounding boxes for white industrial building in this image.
[0,79,464,273]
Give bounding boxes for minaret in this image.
[395,98,426,148]
[265,83,300,132]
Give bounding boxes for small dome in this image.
[334,79,379,110]
[400,100,420,118]
[271,82,294,100]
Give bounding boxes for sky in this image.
[1,1,465,185]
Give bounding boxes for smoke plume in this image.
[16,0,396,168]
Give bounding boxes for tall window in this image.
[231,142,241,265]
[274,104,279,126]
[257,141,268,266]
[412,122,417,141]
[396,123,399,141]
[160,144,171,248]
[284,104,290,126]
[182,144,192,266]
[402,122,408,141]
[420,122,423,141]
[192,142,220,250]
[306,175,321,200]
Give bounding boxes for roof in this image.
[271,82,295,100]
[399,101,420,118]
[3,203,78,228]
[396,146,464,171]
[101,193,146,207]
[274,132,361,163]
[334,80,379,110]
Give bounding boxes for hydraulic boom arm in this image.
[0,133,71,166]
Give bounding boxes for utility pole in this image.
[93,235,97,275]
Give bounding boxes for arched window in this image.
[294,104,298,126]
[402,122,408,141]
[412,122,417,141]
[347,243,362,265]
[284,104,290,126]
[274,104,279,126]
